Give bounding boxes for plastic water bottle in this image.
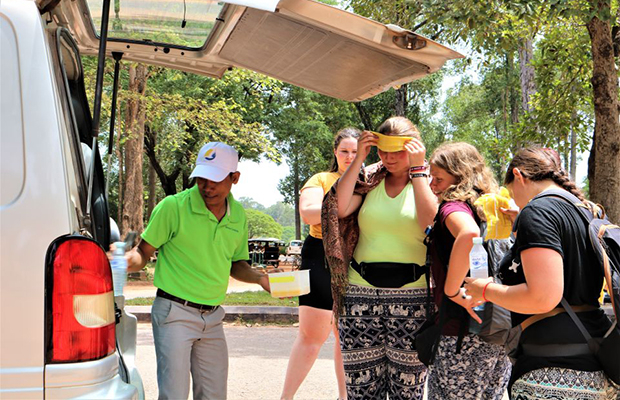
[469,237,488,279]
[469,237,488,312]
[111,241,127,296]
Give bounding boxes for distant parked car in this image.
[287,240,303,256]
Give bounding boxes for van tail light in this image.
[45,236,116,363]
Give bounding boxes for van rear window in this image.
[87,0,223,49]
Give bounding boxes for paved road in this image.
[136,323,509,400]
[136,322,340,400]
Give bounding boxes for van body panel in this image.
[45,377,138,400]
[0,0,71,383]
[1,2,143,398]
[44,353,119,388]
[115,297,145,400]
[0,14,26,208]
[0,367,44,399]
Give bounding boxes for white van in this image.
[0,0,460,398]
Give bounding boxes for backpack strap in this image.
[595,223,619,315]
[532,189,595,220]
[559,297,600,354]
[519,304,598,331]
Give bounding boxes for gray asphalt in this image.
[136,322,341,400]
[136,322,510,400]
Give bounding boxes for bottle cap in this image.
[113,241,127,255]
[472,237,483,245]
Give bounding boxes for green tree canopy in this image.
[246,209,283,239]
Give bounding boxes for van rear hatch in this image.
[43,0,462,101]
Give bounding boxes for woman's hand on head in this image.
[404,138,426,167]
[357,131,378,161]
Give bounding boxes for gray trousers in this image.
[152,296,228,400]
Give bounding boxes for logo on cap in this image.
[204,149,216,161]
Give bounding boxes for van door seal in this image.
[87,0,112,218]
[106,52,124,192]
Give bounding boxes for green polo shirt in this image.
[142,185,249,305]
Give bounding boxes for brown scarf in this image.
[321,162,388,316]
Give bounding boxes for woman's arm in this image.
[443,211,480,298]
[336,131,376,218]
[299,187,324,225]
[404,139,437,229]
[464,247,564,314]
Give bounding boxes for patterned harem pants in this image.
[511,367,620,400]
[427,334,512,400]
[338,285,429,400]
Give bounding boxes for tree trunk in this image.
[503,54,510,134]
[122,63,148,235]
[518,38,536,114]
[613,7,619,59]
[355,102,373,131]
[144,124,180,196]
[586,1,620,222]
[507,53,519,125]
[147,161,156,220]
[115,114,124,225]
[570,121,577,182]
[145,124,157,218]
[394,84,408,117]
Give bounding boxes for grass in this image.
[125,290,299,307]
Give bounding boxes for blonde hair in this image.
[377,116,421,139]
[430,142,498,216]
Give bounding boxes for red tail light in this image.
[47,237,115,362]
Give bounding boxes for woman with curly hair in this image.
[425,142,512,399]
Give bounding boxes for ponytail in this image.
[505,147,585,201]
[550,169,585,201]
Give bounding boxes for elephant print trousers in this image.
[338,284,430,400]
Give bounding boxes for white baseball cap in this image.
[189,142,239,182]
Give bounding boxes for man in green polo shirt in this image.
[125,142,270,400]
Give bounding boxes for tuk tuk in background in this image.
[248,238,286,270]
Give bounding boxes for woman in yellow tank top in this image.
[281,128,360,400]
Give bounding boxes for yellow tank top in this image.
[301,172,340,239]
[350,179,427,288]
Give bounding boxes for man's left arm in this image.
[230,260,270,293]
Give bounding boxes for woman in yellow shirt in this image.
[281,128,360,400]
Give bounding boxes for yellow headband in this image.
[372,131,413,152]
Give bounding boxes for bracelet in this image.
[445,288,460,299]
[482,282,492,302]
[410,165,427,172]
[410,173,429,179]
